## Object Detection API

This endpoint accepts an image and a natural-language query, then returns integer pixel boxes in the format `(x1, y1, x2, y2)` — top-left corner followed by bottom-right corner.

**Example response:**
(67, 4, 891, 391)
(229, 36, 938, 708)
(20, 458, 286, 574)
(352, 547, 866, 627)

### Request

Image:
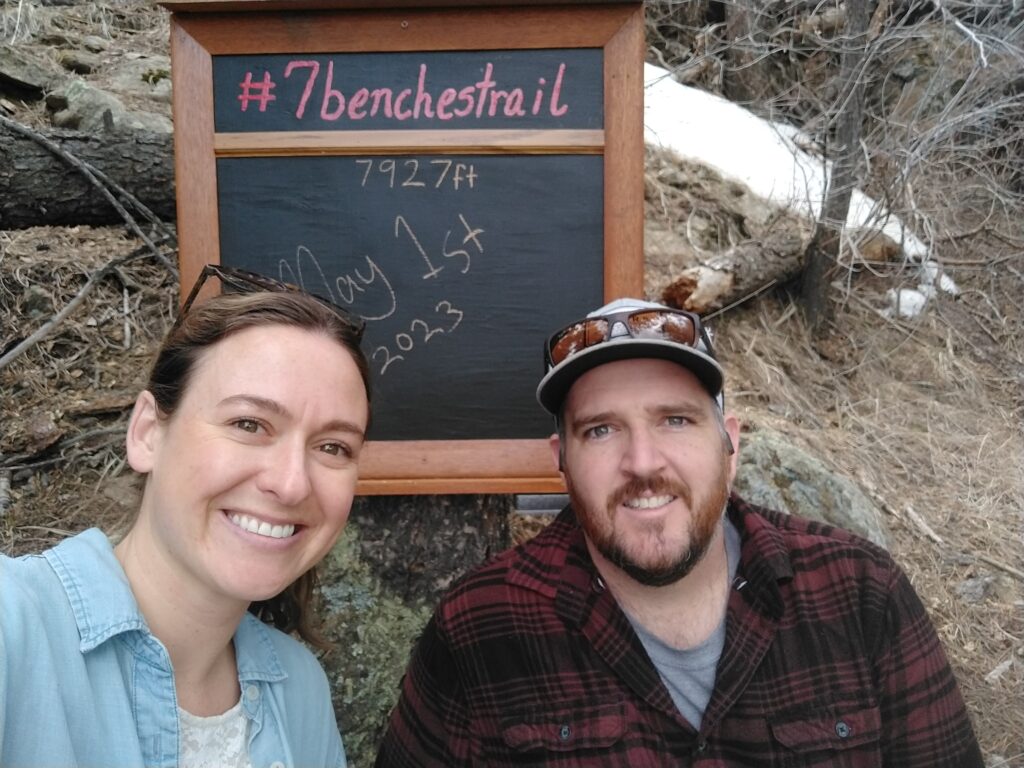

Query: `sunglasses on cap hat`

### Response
(536, 301, 725, 415)
(544, 307, 714, 370)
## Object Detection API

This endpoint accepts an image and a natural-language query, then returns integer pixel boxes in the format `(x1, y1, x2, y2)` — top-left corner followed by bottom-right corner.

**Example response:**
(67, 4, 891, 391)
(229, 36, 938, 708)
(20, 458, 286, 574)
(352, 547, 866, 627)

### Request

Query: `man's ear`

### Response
(548, 432, 564, 473)
(126, 391, 162, 474)
(724, 412, 741, 482)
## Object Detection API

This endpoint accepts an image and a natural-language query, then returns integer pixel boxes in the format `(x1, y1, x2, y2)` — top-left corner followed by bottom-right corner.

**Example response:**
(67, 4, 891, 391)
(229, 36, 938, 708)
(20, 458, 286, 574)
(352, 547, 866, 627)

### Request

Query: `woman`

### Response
(0, 267, 370, 768)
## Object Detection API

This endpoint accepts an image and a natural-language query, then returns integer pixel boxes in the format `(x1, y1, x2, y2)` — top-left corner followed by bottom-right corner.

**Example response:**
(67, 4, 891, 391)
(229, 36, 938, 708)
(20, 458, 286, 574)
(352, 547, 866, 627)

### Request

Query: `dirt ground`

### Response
(1, 1, 1022, 764)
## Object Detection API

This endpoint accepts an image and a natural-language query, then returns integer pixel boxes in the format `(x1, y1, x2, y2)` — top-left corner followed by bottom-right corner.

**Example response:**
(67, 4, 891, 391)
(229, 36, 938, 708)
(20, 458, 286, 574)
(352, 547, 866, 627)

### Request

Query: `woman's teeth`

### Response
(229, 513, 295, 539)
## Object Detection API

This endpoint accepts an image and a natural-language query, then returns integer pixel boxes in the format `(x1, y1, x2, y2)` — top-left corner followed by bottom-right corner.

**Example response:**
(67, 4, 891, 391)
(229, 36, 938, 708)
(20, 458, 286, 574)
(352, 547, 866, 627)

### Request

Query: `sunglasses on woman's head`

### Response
(175, 264, 365, 341)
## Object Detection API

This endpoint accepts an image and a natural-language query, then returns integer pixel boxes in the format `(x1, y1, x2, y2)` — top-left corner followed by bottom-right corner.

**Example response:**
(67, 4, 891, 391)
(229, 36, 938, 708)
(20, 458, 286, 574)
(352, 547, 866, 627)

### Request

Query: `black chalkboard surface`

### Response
(216, 153, 604, 440)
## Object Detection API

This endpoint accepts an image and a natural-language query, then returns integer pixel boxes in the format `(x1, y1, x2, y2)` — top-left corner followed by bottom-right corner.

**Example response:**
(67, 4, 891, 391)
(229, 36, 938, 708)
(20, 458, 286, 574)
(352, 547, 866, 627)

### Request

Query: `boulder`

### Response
(0, 43, 65, 97)
(734, 430, 889, 547)
(316, 494, 512, 766)
(317, 523, 432, 768)
(47, 79, 172, 134)
(107, 54, 173, 105)
(58, 49, 102, 75)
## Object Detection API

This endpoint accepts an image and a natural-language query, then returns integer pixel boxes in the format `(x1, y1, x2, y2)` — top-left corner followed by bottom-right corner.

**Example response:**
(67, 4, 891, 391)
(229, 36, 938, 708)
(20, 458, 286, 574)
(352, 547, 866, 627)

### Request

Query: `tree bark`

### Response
(0, 126, 175, 229)
(723, 0, 775, 105)
(801, 0, 872, 334)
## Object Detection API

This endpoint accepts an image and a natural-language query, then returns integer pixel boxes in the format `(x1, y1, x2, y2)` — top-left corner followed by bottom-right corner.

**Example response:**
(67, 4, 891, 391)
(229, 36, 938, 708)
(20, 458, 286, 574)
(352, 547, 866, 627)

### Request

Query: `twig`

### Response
(975, 554, 1024, 583)
(0, 470, 10, 517)
(930, 255, 1016, 267)
(903, 504, 944, 545)
(0, 114, 177, 275)
(703, 280, 779, 321)
(0, 426, 125, 472)
(935, 0, 989, 68)
(0, 239, 172, 373)
(17, 525, 76, 538)
(122, 286, 131, 350)
(9, 0, 25, 43)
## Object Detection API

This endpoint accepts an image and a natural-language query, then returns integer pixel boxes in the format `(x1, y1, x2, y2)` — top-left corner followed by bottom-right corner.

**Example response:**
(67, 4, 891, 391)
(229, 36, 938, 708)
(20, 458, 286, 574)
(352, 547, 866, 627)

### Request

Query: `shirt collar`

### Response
(726, 494, 792, 618)
(234, 613, 288, 684)
(506, 506, 593, 598)
(43, 528, 287, 682)
(43, 528, 148, 652)
(504, 506, 605, 627)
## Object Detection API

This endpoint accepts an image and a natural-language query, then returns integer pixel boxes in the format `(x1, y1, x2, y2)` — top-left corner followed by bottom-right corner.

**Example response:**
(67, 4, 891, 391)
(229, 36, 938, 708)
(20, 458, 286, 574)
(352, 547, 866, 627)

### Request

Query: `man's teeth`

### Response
(625, 495, 673, 510)
(229, 513, 295, 539)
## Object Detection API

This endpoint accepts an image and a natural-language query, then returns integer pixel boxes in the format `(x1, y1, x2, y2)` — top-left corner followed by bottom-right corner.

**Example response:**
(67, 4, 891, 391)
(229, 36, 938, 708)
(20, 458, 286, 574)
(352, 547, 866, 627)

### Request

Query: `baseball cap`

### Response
(536, 298, 724, 415)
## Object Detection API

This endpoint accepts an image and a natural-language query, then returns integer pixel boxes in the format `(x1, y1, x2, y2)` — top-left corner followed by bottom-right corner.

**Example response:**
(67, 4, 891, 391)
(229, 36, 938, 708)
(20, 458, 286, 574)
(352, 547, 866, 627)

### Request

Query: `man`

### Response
(377, 298, 983, 766)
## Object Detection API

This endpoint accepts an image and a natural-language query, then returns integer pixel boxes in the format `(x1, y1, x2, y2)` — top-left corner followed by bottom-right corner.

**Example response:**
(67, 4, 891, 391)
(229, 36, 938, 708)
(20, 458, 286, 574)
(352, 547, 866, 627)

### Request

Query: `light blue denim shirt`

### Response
(0, 528, 346, 768)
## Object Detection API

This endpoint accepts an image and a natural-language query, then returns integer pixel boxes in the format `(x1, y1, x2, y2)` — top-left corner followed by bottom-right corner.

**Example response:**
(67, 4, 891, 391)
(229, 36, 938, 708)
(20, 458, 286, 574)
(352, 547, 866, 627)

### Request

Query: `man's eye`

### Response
(584, 424, 612, 439)
(665, 415, 690, 427)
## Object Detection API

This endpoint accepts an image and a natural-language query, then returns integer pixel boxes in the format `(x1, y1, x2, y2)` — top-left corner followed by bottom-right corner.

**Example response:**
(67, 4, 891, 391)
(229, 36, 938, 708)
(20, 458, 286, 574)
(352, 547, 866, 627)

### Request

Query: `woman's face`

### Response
(126, 323, 369, 607)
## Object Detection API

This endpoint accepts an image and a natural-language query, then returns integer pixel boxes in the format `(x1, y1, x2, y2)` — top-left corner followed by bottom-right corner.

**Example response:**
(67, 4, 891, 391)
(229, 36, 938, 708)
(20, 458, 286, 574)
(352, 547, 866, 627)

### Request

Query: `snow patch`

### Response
(643, 63, 957, 318)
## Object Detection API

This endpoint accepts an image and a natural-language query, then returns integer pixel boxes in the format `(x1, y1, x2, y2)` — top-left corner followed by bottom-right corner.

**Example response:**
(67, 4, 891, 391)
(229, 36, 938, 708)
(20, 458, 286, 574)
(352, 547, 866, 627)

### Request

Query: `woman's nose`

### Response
(256, 441, 312, 505)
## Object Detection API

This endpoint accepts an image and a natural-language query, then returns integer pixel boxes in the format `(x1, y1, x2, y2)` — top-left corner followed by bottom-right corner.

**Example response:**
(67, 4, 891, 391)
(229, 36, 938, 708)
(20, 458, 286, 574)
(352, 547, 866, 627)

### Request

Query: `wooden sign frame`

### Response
(162, 0, 644, 494)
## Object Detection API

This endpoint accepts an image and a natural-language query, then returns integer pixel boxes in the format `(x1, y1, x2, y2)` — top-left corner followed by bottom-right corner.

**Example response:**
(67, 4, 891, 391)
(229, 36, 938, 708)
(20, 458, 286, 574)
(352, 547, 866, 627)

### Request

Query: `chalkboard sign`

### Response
(163, 0, 644, 493)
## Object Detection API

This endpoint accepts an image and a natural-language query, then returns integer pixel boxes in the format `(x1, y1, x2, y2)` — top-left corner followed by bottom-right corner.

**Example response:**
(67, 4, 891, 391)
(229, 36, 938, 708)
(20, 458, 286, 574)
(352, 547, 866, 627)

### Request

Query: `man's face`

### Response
(552, 358, 739, 587)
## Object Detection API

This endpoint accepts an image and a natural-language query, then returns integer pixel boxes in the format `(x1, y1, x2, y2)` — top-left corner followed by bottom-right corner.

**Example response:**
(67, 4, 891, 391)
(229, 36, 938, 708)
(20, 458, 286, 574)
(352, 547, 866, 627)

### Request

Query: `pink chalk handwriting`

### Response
(237, 60, 570, 123)
(237, 71, 276, 112)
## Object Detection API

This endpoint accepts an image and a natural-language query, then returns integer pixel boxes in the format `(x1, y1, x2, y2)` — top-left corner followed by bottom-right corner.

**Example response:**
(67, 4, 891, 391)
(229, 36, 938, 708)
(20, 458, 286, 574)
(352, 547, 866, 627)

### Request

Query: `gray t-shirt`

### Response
(627, 519, 741, 729)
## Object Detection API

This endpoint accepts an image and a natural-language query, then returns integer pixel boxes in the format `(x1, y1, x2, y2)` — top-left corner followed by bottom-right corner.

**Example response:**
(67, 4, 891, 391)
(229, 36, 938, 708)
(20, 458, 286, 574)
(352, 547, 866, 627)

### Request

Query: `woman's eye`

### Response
(319, 442, 352, 458)
(233, 418, 260, 433)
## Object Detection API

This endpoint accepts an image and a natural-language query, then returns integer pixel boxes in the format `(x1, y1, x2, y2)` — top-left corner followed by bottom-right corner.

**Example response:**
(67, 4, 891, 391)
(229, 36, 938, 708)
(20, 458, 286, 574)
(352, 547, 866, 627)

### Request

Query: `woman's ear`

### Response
(125, 391, 162, 474)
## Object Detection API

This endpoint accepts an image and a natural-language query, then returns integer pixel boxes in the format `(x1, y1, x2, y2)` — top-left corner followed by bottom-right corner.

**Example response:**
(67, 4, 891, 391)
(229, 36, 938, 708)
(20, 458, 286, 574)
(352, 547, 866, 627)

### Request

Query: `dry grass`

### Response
(0, 226, 174, 553)
(0, 0, 170, 128)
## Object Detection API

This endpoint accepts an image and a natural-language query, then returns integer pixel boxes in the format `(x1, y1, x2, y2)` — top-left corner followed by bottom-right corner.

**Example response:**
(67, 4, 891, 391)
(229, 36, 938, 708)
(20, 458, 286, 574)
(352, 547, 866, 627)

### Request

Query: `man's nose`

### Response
(620, 428, 667, 477)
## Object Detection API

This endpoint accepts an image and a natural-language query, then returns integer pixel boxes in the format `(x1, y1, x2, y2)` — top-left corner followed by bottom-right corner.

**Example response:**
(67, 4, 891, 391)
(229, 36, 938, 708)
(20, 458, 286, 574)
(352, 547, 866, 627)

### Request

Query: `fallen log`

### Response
(656, 229, 807, 314)
(0, 124, 175, 229)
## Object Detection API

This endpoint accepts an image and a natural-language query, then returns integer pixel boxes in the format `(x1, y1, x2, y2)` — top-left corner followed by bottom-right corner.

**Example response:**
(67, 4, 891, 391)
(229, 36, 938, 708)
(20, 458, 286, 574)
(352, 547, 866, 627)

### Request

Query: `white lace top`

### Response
(179, 698, 253, 768)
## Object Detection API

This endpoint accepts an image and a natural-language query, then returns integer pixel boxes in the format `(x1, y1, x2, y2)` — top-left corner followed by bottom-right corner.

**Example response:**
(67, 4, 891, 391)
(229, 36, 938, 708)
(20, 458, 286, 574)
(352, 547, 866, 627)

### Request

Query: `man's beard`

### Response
(567, 460, 731, 587)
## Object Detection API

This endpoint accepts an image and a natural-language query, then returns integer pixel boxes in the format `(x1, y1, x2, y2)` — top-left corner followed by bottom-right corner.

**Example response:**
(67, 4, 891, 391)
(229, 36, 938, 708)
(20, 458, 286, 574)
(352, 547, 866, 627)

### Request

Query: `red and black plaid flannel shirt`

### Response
(376, 495, 983, 767)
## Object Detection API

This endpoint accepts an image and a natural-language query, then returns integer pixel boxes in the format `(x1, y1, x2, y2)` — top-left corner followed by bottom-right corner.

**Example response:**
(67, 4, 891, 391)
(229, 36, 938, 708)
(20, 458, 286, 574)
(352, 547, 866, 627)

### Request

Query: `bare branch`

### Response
(936, 0, 990, 67)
